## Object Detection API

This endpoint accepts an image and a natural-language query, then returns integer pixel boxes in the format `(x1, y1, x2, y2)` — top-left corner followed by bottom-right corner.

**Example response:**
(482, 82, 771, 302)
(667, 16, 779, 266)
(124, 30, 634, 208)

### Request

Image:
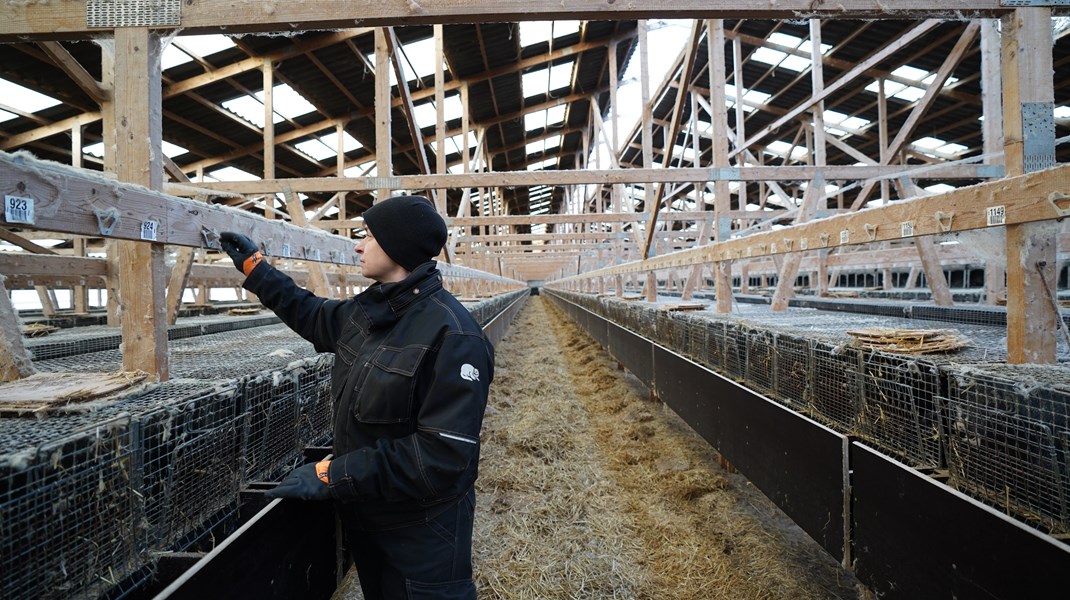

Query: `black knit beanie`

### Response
(362, 195, 447, 271)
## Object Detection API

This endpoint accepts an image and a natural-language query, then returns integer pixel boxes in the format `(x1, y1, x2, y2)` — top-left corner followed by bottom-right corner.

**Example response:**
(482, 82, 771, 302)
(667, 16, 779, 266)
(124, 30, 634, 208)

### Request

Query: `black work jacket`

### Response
(244, 261, 494, 530)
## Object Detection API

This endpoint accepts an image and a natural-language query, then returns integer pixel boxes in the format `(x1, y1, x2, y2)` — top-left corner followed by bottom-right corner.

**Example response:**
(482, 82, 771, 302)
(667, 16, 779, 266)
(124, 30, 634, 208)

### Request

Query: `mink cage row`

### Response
(0, 354, 335, 600)
(559, 290, 1070, 536)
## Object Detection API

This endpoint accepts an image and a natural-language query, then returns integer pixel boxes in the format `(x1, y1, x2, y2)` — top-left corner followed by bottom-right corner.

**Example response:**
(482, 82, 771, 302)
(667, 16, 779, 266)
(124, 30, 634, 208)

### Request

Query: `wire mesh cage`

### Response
(298, 354, 336, 451)
(773, 333, 811, 410)
(656, 310, 689, 355)
(856, 353, 943, 469)
(0, 417, 138, 600)
(808, 342, 862, 432)
(745, 328, 777, 395)
(241, 366, 302, 483)
(723, 322, 748, 381)
(944, 366, 1070, 534)
(138, 386, 243, 550)
(684, 315, 709, 365)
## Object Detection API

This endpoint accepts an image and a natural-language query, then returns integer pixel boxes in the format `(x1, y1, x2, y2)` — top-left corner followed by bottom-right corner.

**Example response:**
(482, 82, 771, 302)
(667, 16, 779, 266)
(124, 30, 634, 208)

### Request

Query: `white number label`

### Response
(986, 205, 1005, 227)
(800, 238, 808, 251)
(840, 229, 850, 244)
(901, 221, 914, 237)
(311, 249, 321, 261)
(4, 195, 34, 224)
(281, 243, 292, 258)
(140, 220, 159, 241)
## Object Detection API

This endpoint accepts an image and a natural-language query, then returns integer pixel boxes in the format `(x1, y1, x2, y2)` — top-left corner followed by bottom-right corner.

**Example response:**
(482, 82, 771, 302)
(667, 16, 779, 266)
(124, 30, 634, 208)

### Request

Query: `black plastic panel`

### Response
(851, 442, 1070, 600)
(154, 493, 338, 600)
(652, 345, 848, 561)
(607, 321, 654, 388)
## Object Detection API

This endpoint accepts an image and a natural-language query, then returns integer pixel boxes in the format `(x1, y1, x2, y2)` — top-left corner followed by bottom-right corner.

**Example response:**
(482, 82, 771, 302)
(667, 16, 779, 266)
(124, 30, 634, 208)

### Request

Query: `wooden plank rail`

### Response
(0, 151, 523, 285)
(0, 1, 1020, 42)
(552, 165, 1070, 281)
(184, 164, 1000, 196)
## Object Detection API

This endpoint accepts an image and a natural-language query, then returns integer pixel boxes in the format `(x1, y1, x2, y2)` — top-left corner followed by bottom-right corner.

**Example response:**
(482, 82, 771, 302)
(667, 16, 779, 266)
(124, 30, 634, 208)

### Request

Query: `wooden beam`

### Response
(0, 2, 1018, 42)
(557, 165, 1070, 279)
(189, 162, 996, 196)
(38, 41, 109, 103)
(0, 228, 58, 254)
(374, 28, 392, 202)
(0, 150, 360, 264)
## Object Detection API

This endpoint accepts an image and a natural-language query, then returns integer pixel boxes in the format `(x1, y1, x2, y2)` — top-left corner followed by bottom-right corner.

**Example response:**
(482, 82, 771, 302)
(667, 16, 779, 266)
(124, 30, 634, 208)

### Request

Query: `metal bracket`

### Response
(1000, 0, 1069, 6)
(707, 167, 741, 181)
(1022, 102, 1056, 173)
(200, 226, 220, 249)
(94, 207, 120, 236)
(366, 177, 401, 190)
(87, 0, 181, 28)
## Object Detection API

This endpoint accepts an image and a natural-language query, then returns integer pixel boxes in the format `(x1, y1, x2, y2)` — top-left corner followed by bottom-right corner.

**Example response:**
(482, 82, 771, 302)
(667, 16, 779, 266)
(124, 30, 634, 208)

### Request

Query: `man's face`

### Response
(355, 228, 409, 283)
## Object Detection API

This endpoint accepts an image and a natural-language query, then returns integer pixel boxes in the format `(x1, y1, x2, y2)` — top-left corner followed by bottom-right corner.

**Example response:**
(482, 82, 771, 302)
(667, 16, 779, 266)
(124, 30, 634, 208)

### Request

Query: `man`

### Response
(220, 195, 493, 600)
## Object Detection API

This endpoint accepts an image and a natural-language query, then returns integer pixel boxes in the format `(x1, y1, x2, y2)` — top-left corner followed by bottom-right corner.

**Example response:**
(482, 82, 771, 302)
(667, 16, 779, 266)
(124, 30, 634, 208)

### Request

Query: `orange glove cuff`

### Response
(315, 459, 331, 484)
(242, 251, 263, 277)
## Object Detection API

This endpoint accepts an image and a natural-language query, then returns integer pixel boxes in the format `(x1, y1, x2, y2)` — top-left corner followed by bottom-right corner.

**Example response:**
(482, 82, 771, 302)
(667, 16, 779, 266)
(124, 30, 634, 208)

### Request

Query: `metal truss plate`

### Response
(1022, 102, 1056, 173)
(1001, 0, 1069, 6)
(87, 0, 180, 29)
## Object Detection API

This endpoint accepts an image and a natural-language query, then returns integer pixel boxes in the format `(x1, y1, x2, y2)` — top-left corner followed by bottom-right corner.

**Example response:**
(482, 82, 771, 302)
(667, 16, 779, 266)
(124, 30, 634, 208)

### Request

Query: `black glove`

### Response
(265, 461, 332, 501)
(219, 231, 264, 276)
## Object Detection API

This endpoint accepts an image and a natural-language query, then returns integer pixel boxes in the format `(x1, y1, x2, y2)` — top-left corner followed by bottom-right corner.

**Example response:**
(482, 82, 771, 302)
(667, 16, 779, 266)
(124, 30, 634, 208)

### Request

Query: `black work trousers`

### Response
(346, 488, 476, 600)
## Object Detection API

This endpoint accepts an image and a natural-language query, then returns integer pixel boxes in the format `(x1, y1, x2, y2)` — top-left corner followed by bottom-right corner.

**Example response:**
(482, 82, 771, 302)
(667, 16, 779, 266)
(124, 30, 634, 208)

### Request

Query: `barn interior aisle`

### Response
(468, 296, 861, 599)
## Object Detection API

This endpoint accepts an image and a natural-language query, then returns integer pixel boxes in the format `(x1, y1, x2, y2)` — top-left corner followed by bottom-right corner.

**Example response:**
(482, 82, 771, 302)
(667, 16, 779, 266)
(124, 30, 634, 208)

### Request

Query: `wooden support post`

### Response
(263, 57, 276, 186)
(72, 238, 89, 314)
(434, 24, 447, 215)
(0, 275, 35, 381)
(114, 27, 168, 380)
(285, 190, 333, 298)
(645, 271, 657, 303)
(374, 28, 392, 202)
(1003, 8, 1057, 364)
(981, 18, 1007, 306)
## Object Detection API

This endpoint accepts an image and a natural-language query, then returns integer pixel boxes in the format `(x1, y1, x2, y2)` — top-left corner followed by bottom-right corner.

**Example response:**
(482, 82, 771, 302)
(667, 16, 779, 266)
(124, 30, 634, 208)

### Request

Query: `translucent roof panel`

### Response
(174, 34, 235, 57)
(412, 94, 464, 129)
(257, 84, 317, 120)
(526, 157, 557, 171)
(524, 104, 566, 131)
(0, 108, 16, 123)
(400, 36, 442, 81)
(520, 21, 581, 48)
(208, 166, 260, 181)
(0, 78, 61, 113)
(83, 140, 187, 159)
(161, 44, 193, 70)
(295, 139, 337, 161)
(319, 131, 362, 153)
(522, 62, 574, 99)
(525, 134, 562, 156)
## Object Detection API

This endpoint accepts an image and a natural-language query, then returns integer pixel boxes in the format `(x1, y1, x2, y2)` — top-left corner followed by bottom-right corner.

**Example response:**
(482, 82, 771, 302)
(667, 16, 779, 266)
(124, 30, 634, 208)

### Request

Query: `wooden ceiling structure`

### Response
(0, 1, 1068, 381)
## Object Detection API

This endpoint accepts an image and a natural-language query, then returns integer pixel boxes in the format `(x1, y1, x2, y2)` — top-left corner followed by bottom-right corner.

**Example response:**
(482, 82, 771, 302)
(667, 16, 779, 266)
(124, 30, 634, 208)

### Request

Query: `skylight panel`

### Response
(925, 183, 956, 194)
(83, 140, 187, 158)
(175, 34, 235, 57)
(526, 134, 562, 156)
(524, 105, 566, 131)
(0, 108, 17, 123)
(1054, 105, 1070, 119)
(295, 139, 337, 161)
(522, 62, 574, 98)
(319, 131, 362, 153)
(750, 47, 789, 67)
(400, 37, 441, 81)
(767, 32, 803, 48)
(891, 85, 927, 102)
(161, 44, 193, 70)
(209, 166, 259, 181)
(412, 94, 464, 129)
(258, 84, 317, 120)
(864, 79, 907, 97)
(765, 140, 807, 160)
(0, 78, 61, 113)
(520, 21, 581, 48)
(527, 157, 557, 171)
(890, 65, 929, 82)
(223, 95, 276, 128)
(912, 137, 945, 150)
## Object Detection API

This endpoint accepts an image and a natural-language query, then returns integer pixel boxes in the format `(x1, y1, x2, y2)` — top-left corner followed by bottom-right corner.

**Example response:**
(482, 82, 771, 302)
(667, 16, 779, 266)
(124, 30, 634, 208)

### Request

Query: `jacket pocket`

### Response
(354, 345, 428, 423)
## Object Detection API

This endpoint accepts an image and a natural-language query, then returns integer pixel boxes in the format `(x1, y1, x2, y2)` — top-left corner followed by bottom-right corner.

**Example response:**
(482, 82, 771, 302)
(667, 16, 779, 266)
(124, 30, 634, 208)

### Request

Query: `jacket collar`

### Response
(353, 261, 442, 330)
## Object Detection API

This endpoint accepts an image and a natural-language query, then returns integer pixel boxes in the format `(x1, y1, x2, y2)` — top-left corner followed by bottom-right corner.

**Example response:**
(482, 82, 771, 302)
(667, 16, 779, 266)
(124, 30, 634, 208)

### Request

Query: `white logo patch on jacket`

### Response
(460, 363, 480, 381)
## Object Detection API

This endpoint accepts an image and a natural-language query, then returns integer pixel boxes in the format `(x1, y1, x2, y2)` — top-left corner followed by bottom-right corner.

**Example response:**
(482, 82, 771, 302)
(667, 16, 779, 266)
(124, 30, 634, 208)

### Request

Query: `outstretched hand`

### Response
(220, 231, 264, 276)
(265, 461, 333, 501)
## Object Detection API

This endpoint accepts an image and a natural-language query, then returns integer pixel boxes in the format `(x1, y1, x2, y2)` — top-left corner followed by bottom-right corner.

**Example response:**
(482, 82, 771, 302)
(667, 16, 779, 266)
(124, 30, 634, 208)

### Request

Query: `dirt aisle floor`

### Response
(336, 296, 863, 599)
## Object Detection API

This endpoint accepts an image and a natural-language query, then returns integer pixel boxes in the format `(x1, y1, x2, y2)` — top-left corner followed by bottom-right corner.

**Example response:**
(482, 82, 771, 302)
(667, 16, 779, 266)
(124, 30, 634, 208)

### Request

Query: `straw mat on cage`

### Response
(847, 327, 969, 354)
